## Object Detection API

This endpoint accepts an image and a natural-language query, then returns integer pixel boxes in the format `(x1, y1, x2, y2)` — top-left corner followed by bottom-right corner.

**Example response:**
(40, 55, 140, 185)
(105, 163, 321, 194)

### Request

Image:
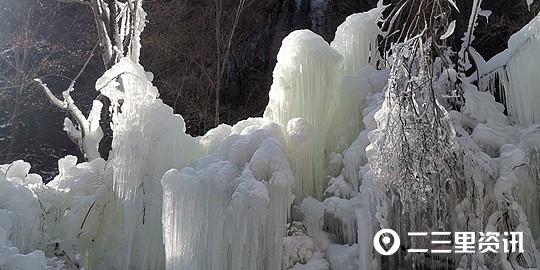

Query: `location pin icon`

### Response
(374, 229, 400, 255)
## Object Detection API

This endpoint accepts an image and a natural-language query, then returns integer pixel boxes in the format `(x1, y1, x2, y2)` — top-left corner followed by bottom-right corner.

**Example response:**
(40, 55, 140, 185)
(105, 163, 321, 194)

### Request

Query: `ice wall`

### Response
(501, 30, 540, 127)
(0, 58, 205, 270)
(5, 3, 540, 270)
(331, 8, 384, 76)
(0, 7, 390, 269)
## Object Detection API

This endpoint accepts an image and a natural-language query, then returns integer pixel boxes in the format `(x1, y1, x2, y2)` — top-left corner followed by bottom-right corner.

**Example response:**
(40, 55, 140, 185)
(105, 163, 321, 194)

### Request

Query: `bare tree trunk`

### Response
(213, 0, 253, 126)
(4, 6, 31, 162)
(6, 98, 21, 163)
(213, 0, 223, 126)
(37, 0, 146, 160)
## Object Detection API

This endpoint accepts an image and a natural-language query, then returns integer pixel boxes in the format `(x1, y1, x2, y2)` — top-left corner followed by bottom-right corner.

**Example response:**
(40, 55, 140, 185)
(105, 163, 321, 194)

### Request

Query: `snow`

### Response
(472, 13, 540, 256)
(326, 244, 359, 270)
(2, 250, 47, 270)
(290, 252, 329, 270)
(284, 234, 316, 267)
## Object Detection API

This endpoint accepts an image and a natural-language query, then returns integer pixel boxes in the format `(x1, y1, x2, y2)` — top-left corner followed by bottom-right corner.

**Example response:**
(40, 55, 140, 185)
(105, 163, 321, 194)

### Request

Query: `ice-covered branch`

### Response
(90, 0, 114, 67)
(34, 79, 102, 161)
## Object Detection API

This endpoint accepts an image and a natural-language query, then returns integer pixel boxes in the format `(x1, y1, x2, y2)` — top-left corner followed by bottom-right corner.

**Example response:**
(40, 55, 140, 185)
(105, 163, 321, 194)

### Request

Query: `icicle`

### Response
(475, 12, 540, 126)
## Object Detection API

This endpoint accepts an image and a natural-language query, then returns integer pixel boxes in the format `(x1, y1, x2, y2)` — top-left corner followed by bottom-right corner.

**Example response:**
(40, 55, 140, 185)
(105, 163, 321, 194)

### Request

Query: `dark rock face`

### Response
(142, 0, 379, 135)
(142, 0, 540, 136)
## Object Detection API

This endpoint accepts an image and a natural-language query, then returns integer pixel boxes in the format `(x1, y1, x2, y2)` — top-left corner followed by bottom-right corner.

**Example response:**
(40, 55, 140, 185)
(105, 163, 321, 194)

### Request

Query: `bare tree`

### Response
(34, 0, 146, 160)
(141, 0, 260, 134)
(0, 0, 89, 162)
(212, 0, 254, 125)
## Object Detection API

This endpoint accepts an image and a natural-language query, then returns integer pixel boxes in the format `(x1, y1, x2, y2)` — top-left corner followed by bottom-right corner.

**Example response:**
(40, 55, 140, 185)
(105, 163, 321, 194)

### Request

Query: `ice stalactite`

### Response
(503, 40, 540, 126)
(502, 11, 540, 125)
(502, 13, 540, 247)
(325, 66, 389, 192)
(477, 66, 509, 114)
(326, 7, 386, 171)
(161, 119, 294, 270)
(327, 3, 385, 150)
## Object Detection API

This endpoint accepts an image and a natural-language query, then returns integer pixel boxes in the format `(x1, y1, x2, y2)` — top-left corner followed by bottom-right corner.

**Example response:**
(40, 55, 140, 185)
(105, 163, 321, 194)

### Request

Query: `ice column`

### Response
(264, 30, 343, 200)
(331, 10, 384, 77)
(95, 58, 202, 269)
(264, 6, 386, 200)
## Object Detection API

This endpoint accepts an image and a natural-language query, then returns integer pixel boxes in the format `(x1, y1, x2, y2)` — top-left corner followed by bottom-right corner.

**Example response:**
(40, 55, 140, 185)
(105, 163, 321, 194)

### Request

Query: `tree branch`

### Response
(33, 79, 66, 109)
(33, 78, 101, 161)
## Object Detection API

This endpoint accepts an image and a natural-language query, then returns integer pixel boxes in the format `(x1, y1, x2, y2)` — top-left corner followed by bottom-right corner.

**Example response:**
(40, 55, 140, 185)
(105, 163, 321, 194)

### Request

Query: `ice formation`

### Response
(2, 3, 540, 270)
(330, 6, 383, 76)
(264, 5, 384, 201)
(162, 119, 294, 270)
(263, 30, 344, 201)
(477, 12, 540, 126)
(475, 10, 540, 244)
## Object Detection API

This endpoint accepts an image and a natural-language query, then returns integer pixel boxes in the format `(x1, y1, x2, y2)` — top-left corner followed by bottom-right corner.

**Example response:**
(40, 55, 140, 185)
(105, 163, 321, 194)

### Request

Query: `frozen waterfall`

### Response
(1, 4, 540, 270)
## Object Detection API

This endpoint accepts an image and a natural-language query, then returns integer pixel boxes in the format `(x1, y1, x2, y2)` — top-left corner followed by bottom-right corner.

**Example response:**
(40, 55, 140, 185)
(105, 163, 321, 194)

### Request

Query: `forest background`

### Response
(0, 0, 538, 181)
